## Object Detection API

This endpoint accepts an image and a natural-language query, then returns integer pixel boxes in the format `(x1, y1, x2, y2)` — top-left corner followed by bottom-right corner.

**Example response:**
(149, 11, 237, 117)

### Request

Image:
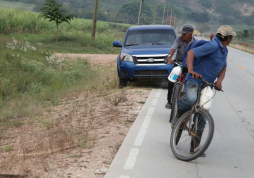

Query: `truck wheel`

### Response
(119, 77, 128, 88)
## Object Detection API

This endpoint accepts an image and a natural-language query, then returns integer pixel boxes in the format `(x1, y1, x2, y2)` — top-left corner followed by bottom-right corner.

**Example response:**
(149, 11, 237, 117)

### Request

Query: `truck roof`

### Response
(128, 25, 175, 31)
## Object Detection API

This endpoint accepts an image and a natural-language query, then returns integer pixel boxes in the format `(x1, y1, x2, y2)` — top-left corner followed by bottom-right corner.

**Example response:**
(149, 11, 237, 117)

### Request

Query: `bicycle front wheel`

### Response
(170, 108, 214, 161)
(169, 83, 181, 123)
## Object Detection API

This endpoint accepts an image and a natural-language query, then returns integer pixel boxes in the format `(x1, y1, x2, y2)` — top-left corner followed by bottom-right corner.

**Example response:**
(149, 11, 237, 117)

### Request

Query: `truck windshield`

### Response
(125, 29, 176, 46)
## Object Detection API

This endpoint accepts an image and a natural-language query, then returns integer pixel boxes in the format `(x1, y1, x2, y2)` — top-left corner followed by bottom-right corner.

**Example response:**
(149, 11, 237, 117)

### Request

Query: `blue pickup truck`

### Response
(113, 25, 177, 88)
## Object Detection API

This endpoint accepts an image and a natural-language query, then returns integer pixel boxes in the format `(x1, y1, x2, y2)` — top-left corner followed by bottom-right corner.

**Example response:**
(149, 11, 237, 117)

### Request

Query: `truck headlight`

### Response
(120, 53, 133, 62)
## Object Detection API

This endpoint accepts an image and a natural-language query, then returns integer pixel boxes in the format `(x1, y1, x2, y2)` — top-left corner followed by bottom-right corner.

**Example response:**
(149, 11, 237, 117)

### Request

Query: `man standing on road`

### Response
(165, 25, 199, 109)
(210, 33, 214, 40)
(171, 25, 236, 156)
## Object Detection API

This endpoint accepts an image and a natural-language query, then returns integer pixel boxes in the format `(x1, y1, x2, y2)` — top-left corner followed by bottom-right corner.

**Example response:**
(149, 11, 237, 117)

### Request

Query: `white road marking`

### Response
(147, 107, 155, 116)
(152, 98, 158, 106)
(155, 91, 161, 98)
(124, 148, 140, 170)
(121, 89, 161, 175)
(134, 116, 152, 146)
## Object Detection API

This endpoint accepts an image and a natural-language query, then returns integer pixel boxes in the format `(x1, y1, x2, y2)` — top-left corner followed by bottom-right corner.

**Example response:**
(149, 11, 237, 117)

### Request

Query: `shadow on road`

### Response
(127, 80, 168, 89)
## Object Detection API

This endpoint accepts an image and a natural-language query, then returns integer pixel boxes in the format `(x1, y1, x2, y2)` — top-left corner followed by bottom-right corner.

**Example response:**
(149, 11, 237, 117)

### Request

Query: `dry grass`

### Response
(0, 56, 151, 177)
(230, 43, 254, 55)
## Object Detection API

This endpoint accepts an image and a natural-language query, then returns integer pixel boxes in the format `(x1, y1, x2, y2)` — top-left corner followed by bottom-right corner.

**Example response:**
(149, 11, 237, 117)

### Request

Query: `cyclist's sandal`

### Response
(190, 151, 206, 157)
(190, 145, 206, 157)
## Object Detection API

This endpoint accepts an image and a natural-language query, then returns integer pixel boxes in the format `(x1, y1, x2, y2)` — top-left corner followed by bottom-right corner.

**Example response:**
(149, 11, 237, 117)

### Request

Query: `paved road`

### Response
(104, 47, 254, 178)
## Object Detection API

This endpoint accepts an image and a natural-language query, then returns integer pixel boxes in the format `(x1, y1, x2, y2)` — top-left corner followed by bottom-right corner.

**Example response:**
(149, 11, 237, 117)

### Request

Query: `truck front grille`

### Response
(133, 54, 168, 65)
(135, 70, 168, 76)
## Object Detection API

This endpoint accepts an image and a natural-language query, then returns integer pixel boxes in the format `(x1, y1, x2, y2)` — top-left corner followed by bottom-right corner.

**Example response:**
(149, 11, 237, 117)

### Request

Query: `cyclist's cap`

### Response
(179, 25, 194, 34)
(217, 25, 236, 38)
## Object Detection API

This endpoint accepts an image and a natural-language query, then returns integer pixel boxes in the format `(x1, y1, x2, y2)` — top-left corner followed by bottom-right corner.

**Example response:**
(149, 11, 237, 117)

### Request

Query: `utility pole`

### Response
(167, 6, 169, 19)
(153, 0, 158, 24)
(138, 0, 143, 25)
(91, 0, 99, 40)
(162, 3, 166, 25)
(174, 13, 176, 27)
(170, 8, 172, 26)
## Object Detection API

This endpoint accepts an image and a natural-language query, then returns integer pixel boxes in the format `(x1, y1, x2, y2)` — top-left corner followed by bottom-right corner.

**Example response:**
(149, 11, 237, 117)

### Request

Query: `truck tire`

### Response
(119, 77, 128, 88)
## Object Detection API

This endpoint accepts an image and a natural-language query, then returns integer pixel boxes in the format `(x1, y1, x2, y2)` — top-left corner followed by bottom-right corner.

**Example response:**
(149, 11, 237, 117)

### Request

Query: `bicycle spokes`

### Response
(170, 109, 214, 161)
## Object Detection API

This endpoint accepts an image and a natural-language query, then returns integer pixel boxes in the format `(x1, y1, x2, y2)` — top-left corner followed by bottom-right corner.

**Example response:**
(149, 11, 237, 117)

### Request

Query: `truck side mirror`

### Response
(113, 41, 122, 47)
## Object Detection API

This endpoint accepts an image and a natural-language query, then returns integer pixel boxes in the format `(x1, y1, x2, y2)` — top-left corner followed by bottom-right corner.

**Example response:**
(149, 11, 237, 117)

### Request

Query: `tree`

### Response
(236, 29, 250, 41)
(38, 0, 77, 42)
(116, 2, 152, 25)
(248, 29, 254, 39)
(236, 31, 243, 40)
(242, 29, 250, 40)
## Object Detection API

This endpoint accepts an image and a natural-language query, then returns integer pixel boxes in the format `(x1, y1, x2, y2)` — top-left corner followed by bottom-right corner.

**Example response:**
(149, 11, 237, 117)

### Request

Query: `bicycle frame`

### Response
(188, 79, 223, 133)
(170, 67, 186, 104)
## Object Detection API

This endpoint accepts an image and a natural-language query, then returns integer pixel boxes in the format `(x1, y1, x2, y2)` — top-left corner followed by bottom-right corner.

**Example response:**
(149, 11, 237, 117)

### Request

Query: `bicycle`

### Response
(170, 77, 223, 161)
(169, 62, 187, 123)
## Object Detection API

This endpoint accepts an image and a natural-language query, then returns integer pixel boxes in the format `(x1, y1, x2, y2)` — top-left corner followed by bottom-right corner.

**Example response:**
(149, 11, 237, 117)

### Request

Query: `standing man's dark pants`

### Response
(167, 81, 175, 103)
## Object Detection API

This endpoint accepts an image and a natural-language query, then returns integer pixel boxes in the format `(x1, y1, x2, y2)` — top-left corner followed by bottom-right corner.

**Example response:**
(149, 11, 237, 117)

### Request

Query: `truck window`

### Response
(125, 29, 176, 46)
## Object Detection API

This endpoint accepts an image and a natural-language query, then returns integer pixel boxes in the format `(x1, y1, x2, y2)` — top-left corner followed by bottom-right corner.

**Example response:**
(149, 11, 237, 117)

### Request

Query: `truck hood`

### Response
(121, 45, 172, 55)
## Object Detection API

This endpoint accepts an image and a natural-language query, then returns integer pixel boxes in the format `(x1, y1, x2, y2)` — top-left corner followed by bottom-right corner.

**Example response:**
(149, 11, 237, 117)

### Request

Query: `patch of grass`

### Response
(1, 145, 14, 152)
(11, 119, 24, 127)
(0, 36, 99, 122)
(0, 7, 115, 34)
(8, 31, 124, 54)
(35, 117, 54, 130)
(0, 7, 129, 54)
(138, 101, 145, 104)
(107, 91, 128, 106)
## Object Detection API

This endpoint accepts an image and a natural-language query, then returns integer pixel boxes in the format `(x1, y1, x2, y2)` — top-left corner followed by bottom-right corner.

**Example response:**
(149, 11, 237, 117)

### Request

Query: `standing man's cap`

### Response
(217, 25, 236, 37)
(178, 25, 194, 34)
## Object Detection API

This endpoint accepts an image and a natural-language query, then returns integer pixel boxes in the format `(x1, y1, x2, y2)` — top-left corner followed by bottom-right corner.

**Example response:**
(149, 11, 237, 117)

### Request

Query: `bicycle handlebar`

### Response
(199, 77, 223, 92)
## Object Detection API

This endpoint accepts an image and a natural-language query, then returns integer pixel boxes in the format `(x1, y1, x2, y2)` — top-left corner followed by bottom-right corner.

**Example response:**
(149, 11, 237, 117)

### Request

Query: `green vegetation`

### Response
(0, 7, 130, 53)
(1, 145, 14, 152)
(237, 29, 250, 41)
(0, 7, 131, 124)
(116, 2, 152, 25)
(0, 7, 115, 34)
(38, 0, 77, 42)
(0, 36, 96, 122)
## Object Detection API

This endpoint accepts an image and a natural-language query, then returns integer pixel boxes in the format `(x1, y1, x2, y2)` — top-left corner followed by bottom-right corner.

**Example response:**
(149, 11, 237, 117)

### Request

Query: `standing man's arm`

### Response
(167, 48, 175, 64)
(167, 37, 181, 65)
(215, 66, 226, 90)
(186, 49, 202, 79)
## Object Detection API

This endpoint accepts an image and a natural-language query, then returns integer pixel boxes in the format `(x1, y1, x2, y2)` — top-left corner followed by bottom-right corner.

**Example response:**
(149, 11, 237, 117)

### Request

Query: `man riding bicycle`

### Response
(165, 25, 199, 109)
(171, 25, 236, 157)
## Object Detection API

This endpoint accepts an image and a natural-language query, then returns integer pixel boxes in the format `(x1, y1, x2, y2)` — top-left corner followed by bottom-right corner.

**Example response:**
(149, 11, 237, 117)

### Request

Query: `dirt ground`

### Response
(0, 54, 151, 178)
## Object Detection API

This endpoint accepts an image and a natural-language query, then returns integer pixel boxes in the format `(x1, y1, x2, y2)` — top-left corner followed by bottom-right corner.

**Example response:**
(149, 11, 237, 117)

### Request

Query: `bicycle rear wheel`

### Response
(170, 108, 214, 161)
(169, 83, 181, 123)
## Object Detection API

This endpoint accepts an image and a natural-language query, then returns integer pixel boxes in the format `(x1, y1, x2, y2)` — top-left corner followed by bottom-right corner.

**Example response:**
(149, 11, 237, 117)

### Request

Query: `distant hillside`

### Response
(2, 0, 254, 26)
(0, 0, 35, 11)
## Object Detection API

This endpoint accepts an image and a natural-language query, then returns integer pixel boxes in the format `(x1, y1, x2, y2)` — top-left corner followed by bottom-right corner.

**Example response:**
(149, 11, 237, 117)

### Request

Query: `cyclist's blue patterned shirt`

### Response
(185, 36, 227, 85)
